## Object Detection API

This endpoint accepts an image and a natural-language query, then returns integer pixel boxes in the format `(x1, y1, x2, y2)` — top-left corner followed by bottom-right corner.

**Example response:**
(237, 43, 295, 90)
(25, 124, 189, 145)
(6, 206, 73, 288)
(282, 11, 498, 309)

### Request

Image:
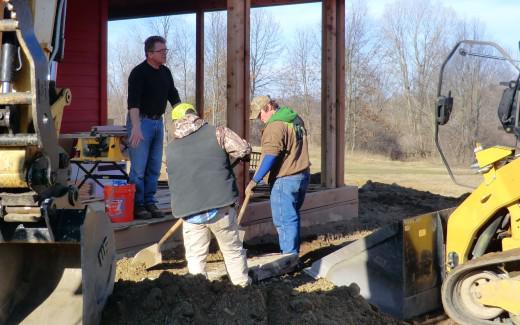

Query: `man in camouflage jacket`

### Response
(166, 103, 251, 287)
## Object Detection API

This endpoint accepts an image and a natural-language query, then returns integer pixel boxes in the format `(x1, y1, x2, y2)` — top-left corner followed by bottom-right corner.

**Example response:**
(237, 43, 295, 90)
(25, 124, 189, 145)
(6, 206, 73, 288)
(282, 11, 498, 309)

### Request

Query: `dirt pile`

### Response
(102, 260, 401, 325)
(358, 181, 464, 226)
(102, 181, 464, 324)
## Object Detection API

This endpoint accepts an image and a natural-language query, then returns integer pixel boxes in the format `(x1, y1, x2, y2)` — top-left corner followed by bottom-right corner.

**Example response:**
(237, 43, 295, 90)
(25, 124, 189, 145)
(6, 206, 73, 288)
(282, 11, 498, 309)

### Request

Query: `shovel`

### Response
(131, 218, 183, 269)
(237, 191, 252, 241)
(131, 182, 251, 269)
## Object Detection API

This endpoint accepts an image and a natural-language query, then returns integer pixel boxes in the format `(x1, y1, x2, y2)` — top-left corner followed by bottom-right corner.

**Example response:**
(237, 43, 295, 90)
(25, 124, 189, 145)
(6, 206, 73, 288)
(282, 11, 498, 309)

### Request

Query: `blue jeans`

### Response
(127, 116, 164, 206)
(270, 170, 310, 254)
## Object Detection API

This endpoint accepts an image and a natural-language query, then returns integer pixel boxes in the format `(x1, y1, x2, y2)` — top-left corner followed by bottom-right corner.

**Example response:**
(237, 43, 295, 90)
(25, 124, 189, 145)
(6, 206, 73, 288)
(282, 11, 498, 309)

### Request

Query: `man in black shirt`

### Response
(127, 35, 181, 219)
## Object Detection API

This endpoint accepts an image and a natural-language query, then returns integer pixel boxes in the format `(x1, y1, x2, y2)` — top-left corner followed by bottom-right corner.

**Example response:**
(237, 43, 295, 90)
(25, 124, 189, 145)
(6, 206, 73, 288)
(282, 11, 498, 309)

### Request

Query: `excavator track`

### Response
(442, 248, 520, 325)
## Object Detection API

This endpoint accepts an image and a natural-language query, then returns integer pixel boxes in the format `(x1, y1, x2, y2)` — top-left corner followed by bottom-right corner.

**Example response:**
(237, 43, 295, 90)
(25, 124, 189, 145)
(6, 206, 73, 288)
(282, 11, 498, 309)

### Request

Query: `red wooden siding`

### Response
(57, 0, 108, 133)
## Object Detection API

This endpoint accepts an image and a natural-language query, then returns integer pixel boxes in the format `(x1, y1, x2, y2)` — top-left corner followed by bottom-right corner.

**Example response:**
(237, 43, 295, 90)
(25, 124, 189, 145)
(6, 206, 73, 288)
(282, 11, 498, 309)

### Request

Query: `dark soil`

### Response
(102, 181, 466, 325)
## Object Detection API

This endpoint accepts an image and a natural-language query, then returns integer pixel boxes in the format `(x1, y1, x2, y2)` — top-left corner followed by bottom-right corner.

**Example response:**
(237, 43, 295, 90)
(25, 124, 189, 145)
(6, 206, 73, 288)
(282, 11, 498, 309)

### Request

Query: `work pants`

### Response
(182, 207, 249, 286)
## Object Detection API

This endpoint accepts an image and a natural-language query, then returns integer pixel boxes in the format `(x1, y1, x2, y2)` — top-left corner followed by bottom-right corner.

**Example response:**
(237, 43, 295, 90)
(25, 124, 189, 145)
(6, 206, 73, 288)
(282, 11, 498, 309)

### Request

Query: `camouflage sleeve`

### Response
(216, 126, 252, 159)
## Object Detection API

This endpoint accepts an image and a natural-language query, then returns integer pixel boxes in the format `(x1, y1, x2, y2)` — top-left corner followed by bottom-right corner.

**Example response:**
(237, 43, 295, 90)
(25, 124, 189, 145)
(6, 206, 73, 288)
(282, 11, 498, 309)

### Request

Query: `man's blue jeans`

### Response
(270, 170, 310, 254)
(127, 116, 164, 206)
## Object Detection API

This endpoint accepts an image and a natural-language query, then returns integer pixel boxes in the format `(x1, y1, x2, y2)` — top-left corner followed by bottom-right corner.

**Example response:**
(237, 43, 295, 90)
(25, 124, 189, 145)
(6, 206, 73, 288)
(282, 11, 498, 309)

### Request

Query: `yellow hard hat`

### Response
(171, 103, 196, 120)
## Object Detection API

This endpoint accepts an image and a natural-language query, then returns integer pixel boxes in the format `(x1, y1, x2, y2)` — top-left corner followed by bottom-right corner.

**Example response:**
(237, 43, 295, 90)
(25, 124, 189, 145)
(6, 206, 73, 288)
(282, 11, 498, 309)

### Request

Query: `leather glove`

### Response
(245, 180, 257, 197)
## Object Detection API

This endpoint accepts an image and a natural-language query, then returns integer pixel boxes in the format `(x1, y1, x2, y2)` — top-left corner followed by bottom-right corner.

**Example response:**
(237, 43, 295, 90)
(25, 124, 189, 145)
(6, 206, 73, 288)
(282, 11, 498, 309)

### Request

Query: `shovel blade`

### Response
(238, 227, 246, 242)
(131, 244, 162, 269)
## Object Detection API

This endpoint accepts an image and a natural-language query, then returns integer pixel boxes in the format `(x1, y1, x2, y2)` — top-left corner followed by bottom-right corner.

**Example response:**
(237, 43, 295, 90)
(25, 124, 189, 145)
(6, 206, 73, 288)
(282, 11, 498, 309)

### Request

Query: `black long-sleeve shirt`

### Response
(127, 60, 181, 116)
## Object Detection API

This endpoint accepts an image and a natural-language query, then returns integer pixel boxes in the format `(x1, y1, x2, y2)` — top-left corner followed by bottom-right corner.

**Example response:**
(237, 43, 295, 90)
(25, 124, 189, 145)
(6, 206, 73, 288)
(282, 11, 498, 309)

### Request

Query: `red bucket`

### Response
(103, 184, 135, 223)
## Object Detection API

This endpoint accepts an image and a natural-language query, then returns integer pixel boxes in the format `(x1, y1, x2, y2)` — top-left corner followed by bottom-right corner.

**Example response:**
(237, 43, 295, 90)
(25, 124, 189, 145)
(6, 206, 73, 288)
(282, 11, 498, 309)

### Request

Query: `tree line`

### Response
(107, 0, 519, 164)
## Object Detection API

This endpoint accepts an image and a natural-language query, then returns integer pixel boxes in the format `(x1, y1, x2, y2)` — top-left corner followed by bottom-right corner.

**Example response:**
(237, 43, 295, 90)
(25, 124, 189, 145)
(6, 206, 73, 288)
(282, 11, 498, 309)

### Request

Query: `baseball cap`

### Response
(171, 103, 196, 120)
(249, 96, 270, 120)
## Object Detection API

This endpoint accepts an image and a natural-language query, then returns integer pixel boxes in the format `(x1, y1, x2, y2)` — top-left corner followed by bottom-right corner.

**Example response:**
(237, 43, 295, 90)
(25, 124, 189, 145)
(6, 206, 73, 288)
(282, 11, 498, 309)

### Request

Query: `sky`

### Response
(365, 0, 519, 50)
(108, 1, 520, 56)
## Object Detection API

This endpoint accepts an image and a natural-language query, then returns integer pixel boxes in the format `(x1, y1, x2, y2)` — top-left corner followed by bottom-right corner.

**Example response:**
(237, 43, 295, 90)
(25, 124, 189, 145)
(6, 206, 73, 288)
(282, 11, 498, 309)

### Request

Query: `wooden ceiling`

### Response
(108, 0, 320, 20)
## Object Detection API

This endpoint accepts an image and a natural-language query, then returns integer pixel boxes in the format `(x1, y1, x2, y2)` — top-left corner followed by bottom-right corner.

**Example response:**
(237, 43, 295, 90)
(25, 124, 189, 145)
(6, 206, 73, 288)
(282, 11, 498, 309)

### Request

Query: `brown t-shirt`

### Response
(260, 118, 310, 184)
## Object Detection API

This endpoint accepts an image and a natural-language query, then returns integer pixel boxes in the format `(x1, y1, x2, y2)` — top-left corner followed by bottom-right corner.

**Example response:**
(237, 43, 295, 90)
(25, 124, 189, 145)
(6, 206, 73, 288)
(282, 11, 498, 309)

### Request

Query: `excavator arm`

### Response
(0, 1, 115, 324)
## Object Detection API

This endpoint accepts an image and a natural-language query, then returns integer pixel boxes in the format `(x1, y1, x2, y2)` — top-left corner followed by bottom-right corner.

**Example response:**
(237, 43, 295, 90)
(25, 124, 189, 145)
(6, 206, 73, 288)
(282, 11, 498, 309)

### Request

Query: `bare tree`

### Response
(204, 11, 227, 126)
(147, 16, 195, 102)
(344, 0, 384, 153)
(171, 23, 195, 102)
(107, 37, 142, 125)
(437, 20, 516, 165)
(279, 27, 321, 143)
(379, 0, 457, 157)
(250, 9, 283, 98)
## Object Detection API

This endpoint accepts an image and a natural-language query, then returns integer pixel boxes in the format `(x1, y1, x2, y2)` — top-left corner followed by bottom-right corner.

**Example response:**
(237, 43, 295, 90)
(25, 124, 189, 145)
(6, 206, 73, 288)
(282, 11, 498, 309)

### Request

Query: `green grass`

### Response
(343, 151, 480, 197)
(307, 146, 480, 197)
(159, 145, 481, 198)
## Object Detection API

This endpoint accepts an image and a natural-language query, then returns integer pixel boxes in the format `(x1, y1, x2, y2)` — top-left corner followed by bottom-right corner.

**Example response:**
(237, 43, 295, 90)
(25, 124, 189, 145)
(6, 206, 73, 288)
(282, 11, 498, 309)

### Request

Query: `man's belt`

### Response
(140, 113, 162, 120)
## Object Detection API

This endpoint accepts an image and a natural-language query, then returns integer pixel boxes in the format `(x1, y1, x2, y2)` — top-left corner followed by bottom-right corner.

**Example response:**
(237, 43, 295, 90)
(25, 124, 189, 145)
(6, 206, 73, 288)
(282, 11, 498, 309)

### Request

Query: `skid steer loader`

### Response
(307, 40, 520, 324)
(0, 1, 115, 324)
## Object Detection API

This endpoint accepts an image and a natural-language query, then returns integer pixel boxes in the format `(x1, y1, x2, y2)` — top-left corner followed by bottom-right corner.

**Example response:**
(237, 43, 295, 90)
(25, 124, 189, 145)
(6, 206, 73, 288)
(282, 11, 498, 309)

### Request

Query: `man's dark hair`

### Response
(269, 98, 279, 110)
(144, 36, 166, 56)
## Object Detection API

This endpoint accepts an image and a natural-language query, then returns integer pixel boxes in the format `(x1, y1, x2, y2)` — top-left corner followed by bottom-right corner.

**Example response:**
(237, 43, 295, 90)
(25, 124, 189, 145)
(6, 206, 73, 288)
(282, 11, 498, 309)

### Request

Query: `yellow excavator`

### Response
(0, 1, 115, 324)
(307, 40, 520, 324)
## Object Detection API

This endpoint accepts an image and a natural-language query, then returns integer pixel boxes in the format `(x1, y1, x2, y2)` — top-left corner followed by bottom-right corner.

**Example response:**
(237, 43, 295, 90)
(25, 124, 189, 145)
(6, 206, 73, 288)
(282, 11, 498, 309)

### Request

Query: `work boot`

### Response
(134, 205, 152, 220)
(280, 252, 300, 272)
(236, 276, 253, 288)
(145, 203, 165, 218)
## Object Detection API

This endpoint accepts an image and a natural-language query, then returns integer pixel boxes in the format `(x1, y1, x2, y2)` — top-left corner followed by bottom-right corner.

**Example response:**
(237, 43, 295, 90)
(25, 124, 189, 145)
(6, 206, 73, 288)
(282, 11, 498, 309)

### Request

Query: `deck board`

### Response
(86, 184, 358, 257)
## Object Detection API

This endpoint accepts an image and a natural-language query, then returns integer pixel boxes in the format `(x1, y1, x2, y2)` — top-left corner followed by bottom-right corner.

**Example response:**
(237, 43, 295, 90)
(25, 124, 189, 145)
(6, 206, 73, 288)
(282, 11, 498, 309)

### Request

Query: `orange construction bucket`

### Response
(103, 184, 135, 223)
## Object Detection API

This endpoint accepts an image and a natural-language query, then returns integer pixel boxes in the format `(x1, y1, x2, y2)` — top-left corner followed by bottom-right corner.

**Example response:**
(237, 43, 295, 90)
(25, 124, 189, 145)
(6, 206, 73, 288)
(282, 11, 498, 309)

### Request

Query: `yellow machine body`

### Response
(0, 1, 116, 324)
(75, 135, 128, 162)
(445, 146, 520, 268)
(440, 145, 520, 324)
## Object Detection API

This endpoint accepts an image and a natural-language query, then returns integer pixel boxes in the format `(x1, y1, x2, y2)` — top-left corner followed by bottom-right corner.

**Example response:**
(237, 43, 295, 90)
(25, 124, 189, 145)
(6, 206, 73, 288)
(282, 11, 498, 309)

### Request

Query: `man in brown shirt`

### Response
(246, 96, 310, 256)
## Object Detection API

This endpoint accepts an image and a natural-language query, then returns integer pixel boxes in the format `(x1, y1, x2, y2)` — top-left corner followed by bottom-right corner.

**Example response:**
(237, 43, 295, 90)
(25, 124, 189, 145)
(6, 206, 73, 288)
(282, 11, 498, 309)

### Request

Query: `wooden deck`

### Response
(88, 183, 358, 257)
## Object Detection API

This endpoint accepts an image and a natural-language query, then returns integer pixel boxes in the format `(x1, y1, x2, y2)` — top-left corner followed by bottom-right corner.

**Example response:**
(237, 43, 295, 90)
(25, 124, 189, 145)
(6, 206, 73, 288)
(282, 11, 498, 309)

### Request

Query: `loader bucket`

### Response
(305, 208, 453, 320)
(0, 207, 116, 325)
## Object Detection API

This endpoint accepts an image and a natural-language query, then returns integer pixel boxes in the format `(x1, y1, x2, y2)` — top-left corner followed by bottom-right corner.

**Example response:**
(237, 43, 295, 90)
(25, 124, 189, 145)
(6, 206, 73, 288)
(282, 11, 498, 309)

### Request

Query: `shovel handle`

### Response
(158, 193, 249, 247)
(158, 218, 183, 246)
(237, 192, 251, 225)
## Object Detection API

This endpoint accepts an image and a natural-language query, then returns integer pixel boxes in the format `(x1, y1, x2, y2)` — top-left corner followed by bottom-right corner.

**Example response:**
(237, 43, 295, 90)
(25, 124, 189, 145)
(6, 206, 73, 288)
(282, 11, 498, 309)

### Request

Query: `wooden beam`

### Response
(108, 0, 320, 21)
(100, 0, 108, 125)
(252, 0, 319, 8)
(321, 0, 337, 188)
(335, 0, 345, 186)
(227, 0, 251, 197)
(195, 9, 205, 117)
(109, 0, 225, 20)
(241, 186, 358, 243)
(111, 185, 358, 256)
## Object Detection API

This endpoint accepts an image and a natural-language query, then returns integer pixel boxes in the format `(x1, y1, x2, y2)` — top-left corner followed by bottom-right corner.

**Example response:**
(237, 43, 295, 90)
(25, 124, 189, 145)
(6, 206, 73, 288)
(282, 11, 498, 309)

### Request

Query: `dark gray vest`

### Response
(167, 124, 238, 218)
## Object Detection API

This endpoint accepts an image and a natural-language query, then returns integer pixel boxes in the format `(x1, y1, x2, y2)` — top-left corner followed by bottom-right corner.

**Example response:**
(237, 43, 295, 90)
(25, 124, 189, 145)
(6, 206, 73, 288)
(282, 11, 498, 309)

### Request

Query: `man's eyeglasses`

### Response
(152, 49, 169, 53)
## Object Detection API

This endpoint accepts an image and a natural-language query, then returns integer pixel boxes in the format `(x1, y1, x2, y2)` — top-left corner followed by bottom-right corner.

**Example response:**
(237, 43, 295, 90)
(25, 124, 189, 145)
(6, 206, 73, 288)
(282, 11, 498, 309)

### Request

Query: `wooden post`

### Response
(195, 9, 205, 117)
(321, 0, 337, 188)
(335, 0, 345, 186)
(100, 0, 108, 126)
(227, 0, 250, 196)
